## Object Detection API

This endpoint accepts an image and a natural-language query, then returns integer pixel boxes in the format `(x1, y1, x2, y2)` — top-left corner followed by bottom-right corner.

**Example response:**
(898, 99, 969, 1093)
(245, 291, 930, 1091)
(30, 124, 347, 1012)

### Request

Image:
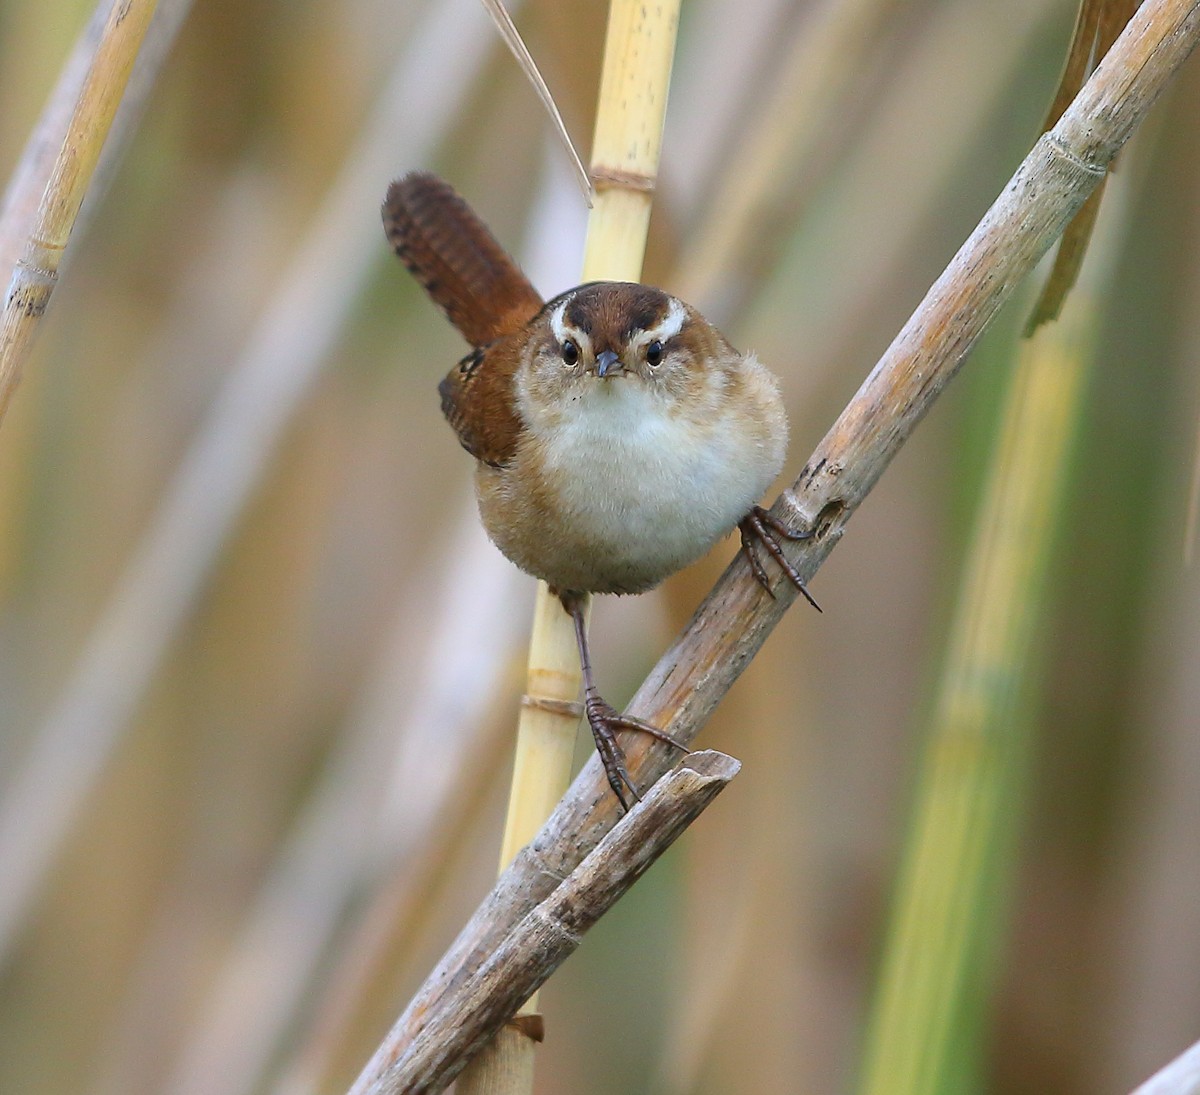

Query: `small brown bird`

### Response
(383, 172, 817, 809)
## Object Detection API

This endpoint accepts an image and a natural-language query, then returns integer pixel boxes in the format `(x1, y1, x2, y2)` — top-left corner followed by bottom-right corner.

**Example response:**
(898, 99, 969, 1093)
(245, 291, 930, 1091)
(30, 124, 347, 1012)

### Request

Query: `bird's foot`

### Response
(738, 505, 821, 611)
(583, 689, 690, 813)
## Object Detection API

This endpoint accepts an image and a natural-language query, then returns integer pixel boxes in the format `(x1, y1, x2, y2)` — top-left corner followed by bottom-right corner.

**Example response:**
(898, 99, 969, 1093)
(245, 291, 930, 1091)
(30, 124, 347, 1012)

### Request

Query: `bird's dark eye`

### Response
(561, 339, 579, 367)
(645, 340, 664, 367)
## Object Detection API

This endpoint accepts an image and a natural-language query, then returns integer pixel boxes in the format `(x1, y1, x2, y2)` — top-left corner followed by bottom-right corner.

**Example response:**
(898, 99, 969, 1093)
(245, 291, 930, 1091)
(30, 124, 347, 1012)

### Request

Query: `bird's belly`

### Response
(547, 456, 754, 590)
(479, 400, 782, 594)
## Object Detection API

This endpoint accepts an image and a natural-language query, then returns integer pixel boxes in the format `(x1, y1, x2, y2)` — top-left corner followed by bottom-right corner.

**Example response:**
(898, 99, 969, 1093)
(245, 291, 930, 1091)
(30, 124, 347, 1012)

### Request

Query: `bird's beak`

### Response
(595, 350, 623, 377)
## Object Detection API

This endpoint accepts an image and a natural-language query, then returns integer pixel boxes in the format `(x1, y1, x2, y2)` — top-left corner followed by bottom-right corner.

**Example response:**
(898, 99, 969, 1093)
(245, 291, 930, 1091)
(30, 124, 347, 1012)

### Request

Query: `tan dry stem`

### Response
(354, 753, 739, 1095)
(0, 0, 159, 420)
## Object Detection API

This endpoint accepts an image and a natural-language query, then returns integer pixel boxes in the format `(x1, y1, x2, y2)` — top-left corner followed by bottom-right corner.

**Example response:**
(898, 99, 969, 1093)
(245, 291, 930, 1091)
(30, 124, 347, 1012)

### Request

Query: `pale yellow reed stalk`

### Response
(0, 0, 158, 421)
(453, 1, 682, 1091)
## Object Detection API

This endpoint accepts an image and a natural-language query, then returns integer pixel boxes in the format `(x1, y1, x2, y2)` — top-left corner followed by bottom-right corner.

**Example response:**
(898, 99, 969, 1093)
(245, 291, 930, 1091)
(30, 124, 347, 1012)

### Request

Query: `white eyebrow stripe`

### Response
(646, 297, 687, 343)
(549, 298, 571, 343)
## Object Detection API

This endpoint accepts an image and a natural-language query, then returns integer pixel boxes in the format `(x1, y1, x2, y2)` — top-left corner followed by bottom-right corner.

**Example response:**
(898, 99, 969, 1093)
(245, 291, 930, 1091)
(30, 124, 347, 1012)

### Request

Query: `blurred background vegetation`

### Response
(1, 0, 1198, 1093)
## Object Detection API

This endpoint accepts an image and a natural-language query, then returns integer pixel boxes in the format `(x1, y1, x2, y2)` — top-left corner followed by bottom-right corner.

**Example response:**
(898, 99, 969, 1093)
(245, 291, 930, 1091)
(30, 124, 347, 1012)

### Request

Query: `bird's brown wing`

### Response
(384, 172, 542, 467)
(436, 344, 524, 467)
(383, 172, 544, 347)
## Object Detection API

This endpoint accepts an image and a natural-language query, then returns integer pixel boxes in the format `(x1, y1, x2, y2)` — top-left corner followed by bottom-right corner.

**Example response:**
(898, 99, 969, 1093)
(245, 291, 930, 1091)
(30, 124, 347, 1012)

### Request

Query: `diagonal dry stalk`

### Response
(0, 0, 159, 421)
(353, 752, 740, 1094)
(479, 0, 591, 203)
(352, 0, 1200, 1078)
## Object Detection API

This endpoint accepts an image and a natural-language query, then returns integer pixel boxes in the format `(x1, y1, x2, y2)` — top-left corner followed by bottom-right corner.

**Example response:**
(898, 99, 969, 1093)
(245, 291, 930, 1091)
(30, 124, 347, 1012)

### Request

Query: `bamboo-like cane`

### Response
(453, 3, 682, 1091)
(0, 0, 159, 422)
(855, 172, 1132, 1095)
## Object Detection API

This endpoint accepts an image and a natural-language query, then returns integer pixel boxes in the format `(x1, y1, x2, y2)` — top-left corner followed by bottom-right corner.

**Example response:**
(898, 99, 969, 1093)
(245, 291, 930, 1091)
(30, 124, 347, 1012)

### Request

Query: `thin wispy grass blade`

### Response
(480, 0, 592, 204)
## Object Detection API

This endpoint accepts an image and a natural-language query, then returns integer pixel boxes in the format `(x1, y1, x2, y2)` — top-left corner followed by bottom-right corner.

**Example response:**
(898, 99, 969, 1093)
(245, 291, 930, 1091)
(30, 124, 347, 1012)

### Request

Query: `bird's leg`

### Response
(559, 590, 690, 812)
(738, 505, 822, 611)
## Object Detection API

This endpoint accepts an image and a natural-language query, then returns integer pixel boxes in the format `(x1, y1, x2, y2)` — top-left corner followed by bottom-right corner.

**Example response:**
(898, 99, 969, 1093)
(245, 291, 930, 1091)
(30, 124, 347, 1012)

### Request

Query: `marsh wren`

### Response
(383, 172, 817, 810)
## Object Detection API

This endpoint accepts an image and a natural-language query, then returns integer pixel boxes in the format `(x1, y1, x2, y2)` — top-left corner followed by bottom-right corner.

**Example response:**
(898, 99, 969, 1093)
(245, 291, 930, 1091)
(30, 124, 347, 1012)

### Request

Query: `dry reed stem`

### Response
(455, 2, 681, 1091)
(0, 0, 496, 965)
(0, 7, 103, 273)
(1024, 0, 1137, 333)
(358, 0, 1200, 1069)
(352, 751, 739, 1095)
(0, 0, 158, 421)
(580, 0, 678, 282)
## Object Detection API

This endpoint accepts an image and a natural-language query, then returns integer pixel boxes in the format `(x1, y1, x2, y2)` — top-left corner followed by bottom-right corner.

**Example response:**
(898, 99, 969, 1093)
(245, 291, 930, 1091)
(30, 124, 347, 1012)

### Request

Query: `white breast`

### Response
(523, 373, 785, 593)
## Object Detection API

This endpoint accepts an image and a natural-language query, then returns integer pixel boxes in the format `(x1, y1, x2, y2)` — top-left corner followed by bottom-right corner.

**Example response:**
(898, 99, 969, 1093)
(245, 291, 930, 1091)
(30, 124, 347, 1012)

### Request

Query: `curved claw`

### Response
(583, 691, 690, 813)
(738, 505, 821, 612)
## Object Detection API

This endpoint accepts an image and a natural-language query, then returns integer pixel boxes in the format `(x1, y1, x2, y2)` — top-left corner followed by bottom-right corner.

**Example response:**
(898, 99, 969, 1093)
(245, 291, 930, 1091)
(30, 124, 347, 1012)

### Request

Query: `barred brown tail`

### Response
(382, 172, 544, 347)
